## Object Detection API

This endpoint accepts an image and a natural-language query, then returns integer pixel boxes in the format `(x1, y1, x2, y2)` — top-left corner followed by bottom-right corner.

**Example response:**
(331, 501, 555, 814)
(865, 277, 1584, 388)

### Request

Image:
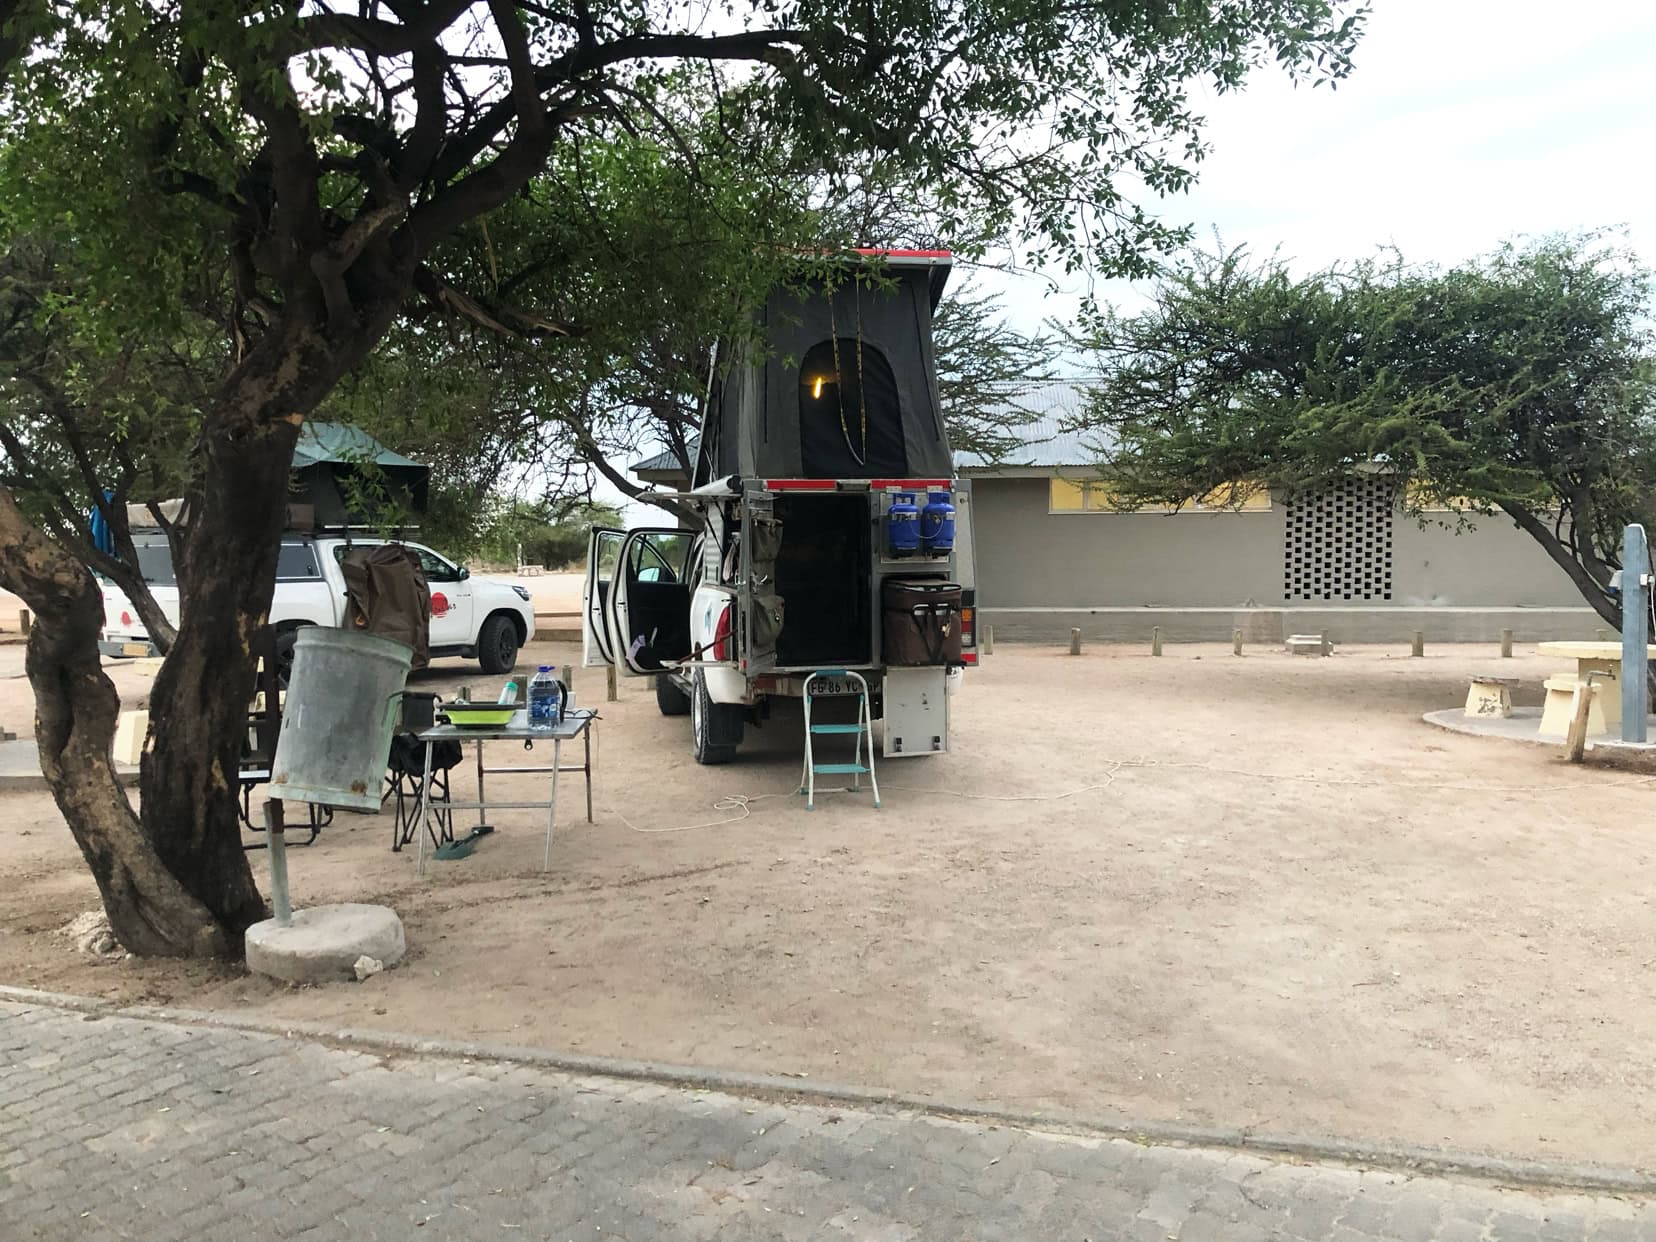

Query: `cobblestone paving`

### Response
(2, 1001, 1652, 1240)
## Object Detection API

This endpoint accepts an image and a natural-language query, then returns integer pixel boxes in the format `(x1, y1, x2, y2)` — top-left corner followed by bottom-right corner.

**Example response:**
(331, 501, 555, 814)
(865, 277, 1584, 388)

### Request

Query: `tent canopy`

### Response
(695, 252, 956, 484)
(293, 422, 424, 471)
(291, 422, 429, 525)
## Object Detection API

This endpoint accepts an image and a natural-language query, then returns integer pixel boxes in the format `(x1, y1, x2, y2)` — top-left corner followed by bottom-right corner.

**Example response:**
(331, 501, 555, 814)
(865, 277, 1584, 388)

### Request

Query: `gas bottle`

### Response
(885, 492, 920, 558)
(920, 490, 956, 554)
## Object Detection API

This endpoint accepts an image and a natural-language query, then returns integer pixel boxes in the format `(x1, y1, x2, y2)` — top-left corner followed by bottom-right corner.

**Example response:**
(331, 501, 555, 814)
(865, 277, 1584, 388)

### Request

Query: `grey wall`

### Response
(971, 475, 1596, 642)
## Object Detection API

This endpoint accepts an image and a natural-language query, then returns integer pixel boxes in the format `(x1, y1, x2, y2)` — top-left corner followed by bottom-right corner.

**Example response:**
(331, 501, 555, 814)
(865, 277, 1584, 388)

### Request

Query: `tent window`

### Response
(798, 337, 907, 478)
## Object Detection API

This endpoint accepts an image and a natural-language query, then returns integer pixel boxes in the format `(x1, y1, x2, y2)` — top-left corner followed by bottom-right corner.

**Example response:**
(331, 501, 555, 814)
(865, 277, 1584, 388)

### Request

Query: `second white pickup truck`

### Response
(99, 529, 537, 680)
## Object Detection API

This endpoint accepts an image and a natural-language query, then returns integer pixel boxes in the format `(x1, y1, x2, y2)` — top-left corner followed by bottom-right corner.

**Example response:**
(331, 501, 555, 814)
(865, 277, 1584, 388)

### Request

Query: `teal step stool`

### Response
(798, 669, 880, 811)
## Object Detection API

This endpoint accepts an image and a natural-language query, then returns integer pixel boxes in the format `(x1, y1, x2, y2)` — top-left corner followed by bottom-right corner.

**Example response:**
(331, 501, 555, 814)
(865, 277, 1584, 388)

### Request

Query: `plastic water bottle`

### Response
(528, 665, 562, 730)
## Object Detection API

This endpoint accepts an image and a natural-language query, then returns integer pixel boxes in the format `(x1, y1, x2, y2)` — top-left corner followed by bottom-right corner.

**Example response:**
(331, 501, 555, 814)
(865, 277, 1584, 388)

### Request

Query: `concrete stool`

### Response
(1464, 675, 1519, 719)
(1540, 675, 1612, 738)
(112, 710, 148, 766)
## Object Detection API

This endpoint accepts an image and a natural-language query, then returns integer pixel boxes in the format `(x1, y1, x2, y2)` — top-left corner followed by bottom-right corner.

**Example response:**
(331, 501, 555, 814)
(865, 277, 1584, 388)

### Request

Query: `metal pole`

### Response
(1622, 523, 1648, 743)
(544, 737, 562, 872)
(263, 799, 291, 927)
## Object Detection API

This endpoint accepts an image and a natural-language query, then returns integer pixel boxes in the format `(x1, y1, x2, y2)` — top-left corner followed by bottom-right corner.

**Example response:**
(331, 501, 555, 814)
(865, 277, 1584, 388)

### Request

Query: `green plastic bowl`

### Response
(443, 704, 517, 728)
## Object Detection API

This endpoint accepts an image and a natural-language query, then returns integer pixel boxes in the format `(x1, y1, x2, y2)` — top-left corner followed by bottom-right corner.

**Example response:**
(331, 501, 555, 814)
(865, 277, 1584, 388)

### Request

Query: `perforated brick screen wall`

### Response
(1284, 478, 1395, 601)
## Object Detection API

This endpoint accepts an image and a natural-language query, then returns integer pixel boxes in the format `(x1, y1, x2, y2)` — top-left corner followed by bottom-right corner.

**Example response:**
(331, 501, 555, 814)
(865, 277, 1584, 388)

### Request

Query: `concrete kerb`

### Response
(3, 980, 1652, 1199)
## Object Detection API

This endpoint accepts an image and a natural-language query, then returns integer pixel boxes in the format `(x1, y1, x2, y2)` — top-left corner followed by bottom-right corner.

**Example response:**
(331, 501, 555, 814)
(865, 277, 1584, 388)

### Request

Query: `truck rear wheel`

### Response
(690, 668, 742, 764)
(656, 674, 691, 717)
(273, 623, 310, 689)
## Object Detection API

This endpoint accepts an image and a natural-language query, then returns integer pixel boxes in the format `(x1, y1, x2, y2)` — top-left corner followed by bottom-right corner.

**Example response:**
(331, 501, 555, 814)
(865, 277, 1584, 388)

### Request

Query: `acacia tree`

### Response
(0, 0, 1364, 956)
(1067, 234, 1656, 625)
(0, 240, 227, 655)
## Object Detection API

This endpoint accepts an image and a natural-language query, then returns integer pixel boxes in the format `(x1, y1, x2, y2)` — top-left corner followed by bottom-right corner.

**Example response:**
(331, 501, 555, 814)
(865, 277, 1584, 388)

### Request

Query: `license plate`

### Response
(810, 677, 859, 696)
(122, 643, 150, 657)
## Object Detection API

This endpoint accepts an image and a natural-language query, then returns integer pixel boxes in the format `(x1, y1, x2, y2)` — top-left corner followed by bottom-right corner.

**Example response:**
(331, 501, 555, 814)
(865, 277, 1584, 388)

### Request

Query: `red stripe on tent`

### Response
(853, 248, 953, 259)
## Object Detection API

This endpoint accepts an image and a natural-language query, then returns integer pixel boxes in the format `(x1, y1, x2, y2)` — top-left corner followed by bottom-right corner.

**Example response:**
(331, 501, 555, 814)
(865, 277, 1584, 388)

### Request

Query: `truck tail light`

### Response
(959, 593, 978, 665)
(712, 602, 733, 661)
(120, 610, 133, 627)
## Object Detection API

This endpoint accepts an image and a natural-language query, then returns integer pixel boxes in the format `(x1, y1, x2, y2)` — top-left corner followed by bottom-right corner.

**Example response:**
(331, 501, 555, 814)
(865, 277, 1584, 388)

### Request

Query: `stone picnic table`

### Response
(1535, 640, 1656, 737)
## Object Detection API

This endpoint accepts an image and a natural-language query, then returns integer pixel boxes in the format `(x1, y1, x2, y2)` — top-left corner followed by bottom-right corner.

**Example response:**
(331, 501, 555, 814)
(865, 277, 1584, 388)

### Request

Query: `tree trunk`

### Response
(137, 357, 318, 942)
(10, 278, 408, 954)
(0, 485, 228, 956)
(137, 315, 397, 945)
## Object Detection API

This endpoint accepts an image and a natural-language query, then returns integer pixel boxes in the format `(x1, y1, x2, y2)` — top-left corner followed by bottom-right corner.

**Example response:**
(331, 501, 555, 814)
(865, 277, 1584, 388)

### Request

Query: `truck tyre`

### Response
(477, 613, 520, 674)
(691, 668, 742, 765)
(273, 623, 310, 689)
(656, 674, 691, 717)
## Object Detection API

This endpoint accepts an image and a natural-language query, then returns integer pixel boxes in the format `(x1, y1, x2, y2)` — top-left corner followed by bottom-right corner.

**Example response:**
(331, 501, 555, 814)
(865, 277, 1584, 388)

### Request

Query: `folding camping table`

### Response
(411, 708, 595, 875)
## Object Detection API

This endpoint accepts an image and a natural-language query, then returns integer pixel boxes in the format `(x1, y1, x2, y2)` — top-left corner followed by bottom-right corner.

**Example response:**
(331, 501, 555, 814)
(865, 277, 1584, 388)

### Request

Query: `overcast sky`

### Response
(982, 0, 1656, 340)
(609, 0, 1656, 520)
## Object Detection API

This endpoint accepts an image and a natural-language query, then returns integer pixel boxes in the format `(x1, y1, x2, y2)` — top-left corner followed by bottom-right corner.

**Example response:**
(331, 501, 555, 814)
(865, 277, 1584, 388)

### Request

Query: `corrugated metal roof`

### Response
(631, 444, 694, 476)
(626, 379, 1110, 479)
(952, 379, 1112, 470)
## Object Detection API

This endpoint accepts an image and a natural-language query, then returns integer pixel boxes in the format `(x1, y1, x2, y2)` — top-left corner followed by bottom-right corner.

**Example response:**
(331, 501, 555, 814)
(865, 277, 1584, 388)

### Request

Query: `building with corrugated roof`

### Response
(632, 380, 1594, 642)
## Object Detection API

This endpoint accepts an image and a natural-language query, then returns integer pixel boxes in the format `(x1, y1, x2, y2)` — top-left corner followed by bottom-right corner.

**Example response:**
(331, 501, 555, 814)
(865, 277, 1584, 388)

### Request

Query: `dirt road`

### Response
(3, 640, 1653, 1167)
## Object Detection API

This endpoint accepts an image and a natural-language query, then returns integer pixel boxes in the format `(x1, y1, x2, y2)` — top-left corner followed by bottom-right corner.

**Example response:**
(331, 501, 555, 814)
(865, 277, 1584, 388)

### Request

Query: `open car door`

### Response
(739, 489, 781, 678)
(605, 528, 695, 676)
(582, 527, 625, 667)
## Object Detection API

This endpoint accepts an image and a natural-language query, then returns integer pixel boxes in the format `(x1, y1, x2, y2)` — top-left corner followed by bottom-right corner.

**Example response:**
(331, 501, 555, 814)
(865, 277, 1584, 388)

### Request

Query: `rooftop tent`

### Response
(290, 422, 430, 526)
(695, 251, 955, 483)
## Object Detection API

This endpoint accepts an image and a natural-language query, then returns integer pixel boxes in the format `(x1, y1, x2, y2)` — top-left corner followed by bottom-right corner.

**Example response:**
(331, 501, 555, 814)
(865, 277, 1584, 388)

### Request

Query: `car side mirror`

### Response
(458, 566, 470, 581)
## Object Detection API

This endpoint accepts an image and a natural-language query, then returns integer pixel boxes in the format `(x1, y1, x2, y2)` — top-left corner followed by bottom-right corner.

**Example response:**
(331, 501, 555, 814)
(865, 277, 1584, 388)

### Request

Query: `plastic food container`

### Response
(443, 704, 517, 728)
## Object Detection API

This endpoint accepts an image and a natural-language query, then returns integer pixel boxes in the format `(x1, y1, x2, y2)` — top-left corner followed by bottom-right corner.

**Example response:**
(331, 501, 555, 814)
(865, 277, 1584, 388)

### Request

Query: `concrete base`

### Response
(0, 738, 138, 792)
(983, 605, 1600, 645)
(1423, 705, 1656, 749)
(245, 903, 406, 985)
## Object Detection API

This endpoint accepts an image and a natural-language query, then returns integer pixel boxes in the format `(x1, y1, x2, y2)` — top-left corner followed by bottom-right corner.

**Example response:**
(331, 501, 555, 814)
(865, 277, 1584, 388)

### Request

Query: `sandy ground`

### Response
(3, 639, 1655, 1168)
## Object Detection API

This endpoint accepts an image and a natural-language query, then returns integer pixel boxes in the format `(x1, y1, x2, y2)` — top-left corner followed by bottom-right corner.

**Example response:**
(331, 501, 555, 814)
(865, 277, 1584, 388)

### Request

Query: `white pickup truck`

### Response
(98, 529, 537, 679)
(583, 248, 977, 765)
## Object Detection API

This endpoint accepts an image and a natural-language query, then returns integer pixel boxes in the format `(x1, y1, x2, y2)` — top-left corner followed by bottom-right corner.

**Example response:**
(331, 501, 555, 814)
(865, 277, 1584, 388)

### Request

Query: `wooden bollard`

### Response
(18, 609, 29, 636)
(606, 664, 618, 702)
(1500, 628, 1514, 659)
(982, 624, 994, 656)
(1232, 629, 1243, 656)
(1410, 631, 1424, 658)
(1151, 627, 1163, 657)
(1069, 628, 1081, 656)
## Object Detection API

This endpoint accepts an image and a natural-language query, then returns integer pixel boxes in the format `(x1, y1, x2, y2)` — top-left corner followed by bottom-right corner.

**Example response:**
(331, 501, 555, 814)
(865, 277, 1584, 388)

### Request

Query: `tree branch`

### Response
(1501, 500, 1619, 626)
